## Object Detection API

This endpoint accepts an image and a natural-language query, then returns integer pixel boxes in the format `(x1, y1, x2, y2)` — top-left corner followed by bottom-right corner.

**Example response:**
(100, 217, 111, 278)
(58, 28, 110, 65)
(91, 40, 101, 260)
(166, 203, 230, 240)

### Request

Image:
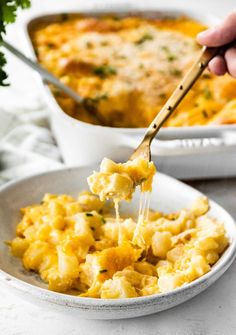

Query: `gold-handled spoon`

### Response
(130, 44, 232, 161)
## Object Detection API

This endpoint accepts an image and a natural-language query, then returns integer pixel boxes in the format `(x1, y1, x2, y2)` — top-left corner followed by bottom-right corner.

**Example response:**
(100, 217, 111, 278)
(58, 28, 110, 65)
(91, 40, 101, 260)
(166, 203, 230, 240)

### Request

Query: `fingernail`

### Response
(198, 27, 216, 38)
(197, 30, 209, 39)
(197, 31, 204, 38)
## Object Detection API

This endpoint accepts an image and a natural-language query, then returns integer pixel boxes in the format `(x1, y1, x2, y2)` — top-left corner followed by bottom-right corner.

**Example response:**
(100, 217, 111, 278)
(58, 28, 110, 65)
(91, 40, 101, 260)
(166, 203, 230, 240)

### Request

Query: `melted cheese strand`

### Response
(138, 192, 144, 217)
(114, 199, 122, 245)
(133, 190, 151, 248)
(144, 193, 151, 221)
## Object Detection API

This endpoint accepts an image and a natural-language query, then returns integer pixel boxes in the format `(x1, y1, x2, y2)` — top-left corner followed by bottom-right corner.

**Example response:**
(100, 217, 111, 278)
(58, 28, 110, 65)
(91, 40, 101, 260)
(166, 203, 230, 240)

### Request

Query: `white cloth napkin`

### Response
(0, 101, 63, 186)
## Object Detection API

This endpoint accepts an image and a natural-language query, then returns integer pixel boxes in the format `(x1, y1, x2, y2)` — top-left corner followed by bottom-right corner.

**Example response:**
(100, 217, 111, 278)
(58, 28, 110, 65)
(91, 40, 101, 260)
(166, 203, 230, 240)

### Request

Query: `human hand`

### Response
(197, 12, 236, 77)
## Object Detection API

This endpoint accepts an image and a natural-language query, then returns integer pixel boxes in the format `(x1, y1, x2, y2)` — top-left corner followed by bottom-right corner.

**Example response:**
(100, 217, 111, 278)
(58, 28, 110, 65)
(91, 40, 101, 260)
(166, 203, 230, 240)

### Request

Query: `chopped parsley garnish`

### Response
(159, 93, 167, 99)
(135, 33, 153, 45)
(86, 41, 93, 49)
(54, 90, 62, 97)
(61, 13, 69, 22)
(101, 217, 106, 224)
(202, 74, 211, 80)
(86, 212, 93, 217)
(99, 269, 108, 273)
(111, 16, 120, 21)
(47, 43, 55, 49)
(93, 65, 117, 78)
(161, 46, 177, 62)
(100, 41, 109, 46)
(84, 94, 108, 107)
(167, 55, 177, 62)
(161, 45, 170, 52)
(0, 0, 31, 86)
(203, 87, 212, 100)
(170, 68, 182, 77)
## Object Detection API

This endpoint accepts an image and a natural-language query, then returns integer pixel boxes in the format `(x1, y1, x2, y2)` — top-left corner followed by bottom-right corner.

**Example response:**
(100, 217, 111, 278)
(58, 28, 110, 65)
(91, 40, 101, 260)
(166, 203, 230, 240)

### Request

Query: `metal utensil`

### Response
(130, 43, 232, 161)
(1, 40, 84, 105)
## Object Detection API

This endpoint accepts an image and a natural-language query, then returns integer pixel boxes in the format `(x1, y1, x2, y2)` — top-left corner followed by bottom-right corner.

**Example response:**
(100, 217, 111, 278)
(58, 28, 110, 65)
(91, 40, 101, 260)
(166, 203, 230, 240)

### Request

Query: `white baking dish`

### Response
(18, 7, 236, 178)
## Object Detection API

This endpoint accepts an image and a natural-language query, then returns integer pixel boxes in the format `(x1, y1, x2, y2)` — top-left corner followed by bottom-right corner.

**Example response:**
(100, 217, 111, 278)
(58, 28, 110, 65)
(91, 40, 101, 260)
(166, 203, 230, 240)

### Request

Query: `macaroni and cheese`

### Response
(32, 15, 236, 128)
(9, 192, 229, 298)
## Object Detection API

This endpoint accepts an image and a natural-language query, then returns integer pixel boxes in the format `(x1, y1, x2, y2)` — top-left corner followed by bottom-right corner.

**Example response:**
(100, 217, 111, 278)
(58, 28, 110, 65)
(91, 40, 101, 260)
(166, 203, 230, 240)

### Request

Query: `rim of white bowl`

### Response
(0, 167, 236, 309)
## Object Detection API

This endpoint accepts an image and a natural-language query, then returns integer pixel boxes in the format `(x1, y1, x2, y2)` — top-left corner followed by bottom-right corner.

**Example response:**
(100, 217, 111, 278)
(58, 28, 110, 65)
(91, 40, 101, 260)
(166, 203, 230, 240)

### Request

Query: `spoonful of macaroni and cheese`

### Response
(88, 157, 156, 202)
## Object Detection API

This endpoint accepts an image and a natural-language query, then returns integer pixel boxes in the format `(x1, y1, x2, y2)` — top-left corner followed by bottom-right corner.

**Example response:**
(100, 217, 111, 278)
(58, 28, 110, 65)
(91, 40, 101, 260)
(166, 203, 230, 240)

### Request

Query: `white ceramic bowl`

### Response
(0, 166, 235, 319)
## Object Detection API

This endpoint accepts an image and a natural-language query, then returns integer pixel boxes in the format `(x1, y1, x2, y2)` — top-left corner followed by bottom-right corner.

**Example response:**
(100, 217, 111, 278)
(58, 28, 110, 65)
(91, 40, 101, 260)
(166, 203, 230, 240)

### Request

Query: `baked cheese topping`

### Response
(32, 15, 236, 127)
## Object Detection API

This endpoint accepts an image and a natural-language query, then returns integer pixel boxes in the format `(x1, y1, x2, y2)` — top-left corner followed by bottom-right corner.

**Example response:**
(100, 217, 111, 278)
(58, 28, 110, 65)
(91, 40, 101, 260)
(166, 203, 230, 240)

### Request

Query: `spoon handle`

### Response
(2, 40, 84, 105)
(144, 43, 232, 143)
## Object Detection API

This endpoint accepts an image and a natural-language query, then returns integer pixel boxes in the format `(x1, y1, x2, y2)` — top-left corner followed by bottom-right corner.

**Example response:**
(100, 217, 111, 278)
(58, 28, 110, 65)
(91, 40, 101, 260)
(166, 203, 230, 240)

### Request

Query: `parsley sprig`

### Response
(93, 65, 117, 78)
(0, 0, 31, 86)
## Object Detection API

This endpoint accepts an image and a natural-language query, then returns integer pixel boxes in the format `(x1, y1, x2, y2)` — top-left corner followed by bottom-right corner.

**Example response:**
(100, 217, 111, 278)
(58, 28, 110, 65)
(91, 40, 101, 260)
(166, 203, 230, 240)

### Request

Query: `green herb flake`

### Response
(167, 55, 177, 62)
(202, 74, 211, 80)
(47, 43, 55, 49)
(161, 46, 170, 53)
(101, 217, 106, 224)
(54, 90, 62, 97)
(84, 94, 108, 107)
(93, 65, 117, 78)
(86, 213, 93, 217)
(170, 68, 182, 77)
(99, 269, 108, 273)
(159, 93, 167, 99)
(61, 13, 69, 22)
(203, 87, 212, 100)
(111, 16, 120, 21)
(86, 41, 93, 49)
(100, 41, 109, 46)
(33, 47, 39, 57)
(135, 33, 153, 45)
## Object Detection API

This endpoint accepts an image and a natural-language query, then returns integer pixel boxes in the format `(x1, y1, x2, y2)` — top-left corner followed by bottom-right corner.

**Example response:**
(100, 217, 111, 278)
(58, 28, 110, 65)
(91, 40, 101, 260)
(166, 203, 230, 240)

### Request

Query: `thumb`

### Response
(197, 12, 236, 47)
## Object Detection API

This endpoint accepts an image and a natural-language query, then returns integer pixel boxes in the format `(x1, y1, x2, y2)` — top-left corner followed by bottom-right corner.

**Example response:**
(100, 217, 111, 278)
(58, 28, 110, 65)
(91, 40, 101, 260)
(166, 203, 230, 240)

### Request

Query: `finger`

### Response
(225, 47, 236, 78)
(197, 12, 236, 47)
(208, 55, 227, 76)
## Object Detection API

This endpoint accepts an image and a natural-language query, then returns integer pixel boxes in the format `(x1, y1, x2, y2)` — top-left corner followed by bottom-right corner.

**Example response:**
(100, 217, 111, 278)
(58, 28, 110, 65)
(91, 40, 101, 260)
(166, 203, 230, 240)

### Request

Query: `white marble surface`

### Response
(1, 1, 236, 334)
